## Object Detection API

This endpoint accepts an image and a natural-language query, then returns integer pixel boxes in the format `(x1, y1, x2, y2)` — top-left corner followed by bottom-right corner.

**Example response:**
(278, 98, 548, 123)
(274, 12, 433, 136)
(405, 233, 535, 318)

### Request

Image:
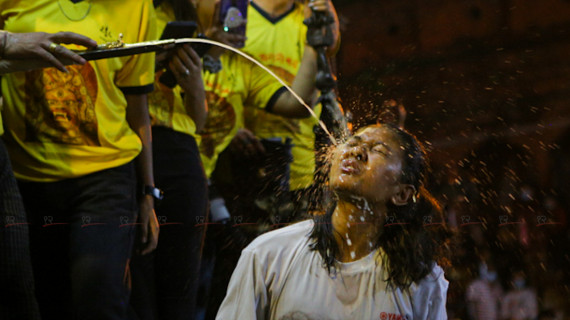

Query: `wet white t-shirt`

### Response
(217, 220, 449, 320)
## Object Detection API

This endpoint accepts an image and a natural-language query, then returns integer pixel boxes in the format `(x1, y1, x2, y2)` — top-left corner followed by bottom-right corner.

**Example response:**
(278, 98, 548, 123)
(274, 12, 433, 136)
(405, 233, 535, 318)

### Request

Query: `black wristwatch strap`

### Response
(142, 185, 164, 200)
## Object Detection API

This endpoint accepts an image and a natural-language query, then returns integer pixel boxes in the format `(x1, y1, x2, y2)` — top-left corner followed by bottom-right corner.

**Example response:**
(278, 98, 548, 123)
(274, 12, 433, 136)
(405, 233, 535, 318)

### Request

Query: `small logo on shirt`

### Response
(379, 312, 408, 320)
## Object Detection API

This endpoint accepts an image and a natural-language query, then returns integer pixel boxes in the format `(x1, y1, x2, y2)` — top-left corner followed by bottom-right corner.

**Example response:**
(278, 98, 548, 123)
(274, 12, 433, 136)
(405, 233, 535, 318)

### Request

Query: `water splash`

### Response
(174, 38, 337, 144)
(350, 195, 374, 215)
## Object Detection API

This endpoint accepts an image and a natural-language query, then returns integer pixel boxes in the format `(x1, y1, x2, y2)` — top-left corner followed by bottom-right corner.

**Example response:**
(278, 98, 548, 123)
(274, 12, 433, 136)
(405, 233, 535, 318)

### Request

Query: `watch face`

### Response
(144, 186, 164, 200)
(154, 188, 164, 200)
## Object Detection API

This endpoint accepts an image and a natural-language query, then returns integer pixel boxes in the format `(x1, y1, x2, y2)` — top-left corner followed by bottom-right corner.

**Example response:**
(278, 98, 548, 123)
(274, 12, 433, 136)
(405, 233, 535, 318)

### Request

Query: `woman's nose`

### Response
(344, 144, 368, 162)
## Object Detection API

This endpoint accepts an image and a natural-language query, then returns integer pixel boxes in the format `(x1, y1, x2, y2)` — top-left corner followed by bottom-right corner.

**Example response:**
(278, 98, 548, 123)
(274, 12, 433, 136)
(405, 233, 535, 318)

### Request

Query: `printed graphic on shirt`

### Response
(379, 312, 409, 320)
(199, 91, 236, 158)
(24, 64, 100, 146)
(149, 72, 176, 128)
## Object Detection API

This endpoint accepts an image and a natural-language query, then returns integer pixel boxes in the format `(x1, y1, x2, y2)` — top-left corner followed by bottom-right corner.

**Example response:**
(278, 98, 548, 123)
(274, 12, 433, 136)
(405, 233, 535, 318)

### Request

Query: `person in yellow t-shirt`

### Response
(0, 0, 158, 318)
(194, 0, 333, 180)
(129, 1, 208, 319)
(0, 29, 96, 320)
(220, 0, 340, 225)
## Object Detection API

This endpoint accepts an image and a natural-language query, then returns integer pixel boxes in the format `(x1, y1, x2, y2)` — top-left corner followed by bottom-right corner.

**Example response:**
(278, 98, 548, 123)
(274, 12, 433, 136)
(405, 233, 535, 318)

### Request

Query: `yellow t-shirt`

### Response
(242, 2, 321, 190)
(0, 0, 156, 182)
(199, 53, 284, 178)
(148, 4, 197, 136)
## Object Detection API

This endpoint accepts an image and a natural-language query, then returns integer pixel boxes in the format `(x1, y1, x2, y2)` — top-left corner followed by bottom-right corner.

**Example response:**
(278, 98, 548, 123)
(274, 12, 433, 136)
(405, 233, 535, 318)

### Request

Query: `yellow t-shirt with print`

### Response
(199, 52, 284, 178)
(242, 2, 321, 191)
(148, 4, 197, 136)
(0, 0, 156, 182)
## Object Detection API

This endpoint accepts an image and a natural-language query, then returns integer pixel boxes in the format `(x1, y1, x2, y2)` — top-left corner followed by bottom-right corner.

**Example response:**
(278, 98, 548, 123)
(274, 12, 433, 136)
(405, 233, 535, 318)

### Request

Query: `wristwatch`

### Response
(142, 185, 164, 200)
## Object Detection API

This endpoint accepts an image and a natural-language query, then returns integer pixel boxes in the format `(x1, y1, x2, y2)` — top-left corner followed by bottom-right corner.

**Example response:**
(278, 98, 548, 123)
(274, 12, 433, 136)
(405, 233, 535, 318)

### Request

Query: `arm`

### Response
(125, 93, 159, 255)
(269, 45, 318, 118)
(268, 0, 337, 118)
(0, 31, 96, 74)
(168, 45, 208, 132)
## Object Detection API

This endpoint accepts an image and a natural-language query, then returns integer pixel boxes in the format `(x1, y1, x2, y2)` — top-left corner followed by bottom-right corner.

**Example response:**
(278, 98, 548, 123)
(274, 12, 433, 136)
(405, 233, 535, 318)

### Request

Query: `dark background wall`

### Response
(335, 0, 570, 191)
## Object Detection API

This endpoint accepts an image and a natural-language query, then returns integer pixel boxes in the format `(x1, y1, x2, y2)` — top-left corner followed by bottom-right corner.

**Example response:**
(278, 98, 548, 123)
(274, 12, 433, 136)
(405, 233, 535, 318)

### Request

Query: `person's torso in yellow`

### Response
(148, 4, 197, 137)
(199, 53, 283, 178)
(242, 1, 320, 191)
(0, 0, 156, 181)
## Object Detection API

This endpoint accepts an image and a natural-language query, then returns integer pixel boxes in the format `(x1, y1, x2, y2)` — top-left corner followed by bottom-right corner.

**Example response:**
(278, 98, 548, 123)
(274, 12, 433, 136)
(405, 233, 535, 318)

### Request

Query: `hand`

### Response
(1, 31, 97, 73)
(155, 43, 176, 71)
(137, 195, 159, 255)
(204, 1, 247, 58)
(168, 44, 203, 92)
(229, 128, 265, 158)
(304, 0, 340, 56)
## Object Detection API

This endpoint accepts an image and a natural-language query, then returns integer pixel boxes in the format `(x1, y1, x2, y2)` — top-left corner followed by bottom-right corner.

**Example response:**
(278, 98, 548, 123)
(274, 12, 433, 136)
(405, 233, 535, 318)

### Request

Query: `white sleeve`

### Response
(412, 266, 449, 320)
(216, 249, 269, 320)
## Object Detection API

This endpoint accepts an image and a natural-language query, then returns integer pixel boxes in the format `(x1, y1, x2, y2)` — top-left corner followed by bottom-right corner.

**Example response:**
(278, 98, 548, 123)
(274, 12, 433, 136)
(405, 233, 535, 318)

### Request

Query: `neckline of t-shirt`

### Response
(250, 1, 297, 24)
(335, 249, 380, 274)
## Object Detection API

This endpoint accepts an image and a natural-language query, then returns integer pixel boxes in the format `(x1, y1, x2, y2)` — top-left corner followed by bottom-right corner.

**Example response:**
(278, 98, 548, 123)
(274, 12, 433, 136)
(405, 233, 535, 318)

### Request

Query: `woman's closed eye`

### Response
(371, 143, 390, 155)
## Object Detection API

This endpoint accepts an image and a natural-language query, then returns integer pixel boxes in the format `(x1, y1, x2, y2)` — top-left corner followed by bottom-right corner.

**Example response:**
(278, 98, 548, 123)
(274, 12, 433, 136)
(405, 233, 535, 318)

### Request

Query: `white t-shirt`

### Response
(217, 220, 449, 320)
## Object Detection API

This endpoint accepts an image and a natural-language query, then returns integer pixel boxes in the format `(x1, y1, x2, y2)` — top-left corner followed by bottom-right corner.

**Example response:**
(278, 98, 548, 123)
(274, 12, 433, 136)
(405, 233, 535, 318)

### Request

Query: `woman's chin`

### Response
(330, 179, 361, 197)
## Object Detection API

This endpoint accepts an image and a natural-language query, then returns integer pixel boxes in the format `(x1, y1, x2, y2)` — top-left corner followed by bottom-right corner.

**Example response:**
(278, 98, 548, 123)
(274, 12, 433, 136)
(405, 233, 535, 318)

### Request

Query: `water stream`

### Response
(174, 37, 338, 144)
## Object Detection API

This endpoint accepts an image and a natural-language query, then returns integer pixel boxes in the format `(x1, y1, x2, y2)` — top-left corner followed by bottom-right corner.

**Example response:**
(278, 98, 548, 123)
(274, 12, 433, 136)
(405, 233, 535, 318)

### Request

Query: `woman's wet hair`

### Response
(309, 123, 450, 289)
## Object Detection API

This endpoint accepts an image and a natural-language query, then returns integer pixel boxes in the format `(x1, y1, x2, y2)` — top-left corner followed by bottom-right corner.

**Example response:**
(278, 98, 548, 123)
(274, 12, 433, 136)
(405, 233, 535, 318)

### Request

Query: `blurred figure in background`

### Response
(501, 269, 538, 320)
(466, 254, 503, 320)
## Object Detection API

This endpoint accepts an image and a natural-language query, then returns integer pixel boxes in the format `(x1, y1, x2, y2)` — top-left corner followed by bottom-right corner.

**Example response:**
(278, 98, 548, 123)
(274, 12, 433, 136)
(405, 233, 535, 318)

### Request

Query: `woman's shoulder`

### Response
(423, 264, 446, 282)
(243, 220, 314, 257)
(410, 263, 449, 297)
(408, 264, 449, 318)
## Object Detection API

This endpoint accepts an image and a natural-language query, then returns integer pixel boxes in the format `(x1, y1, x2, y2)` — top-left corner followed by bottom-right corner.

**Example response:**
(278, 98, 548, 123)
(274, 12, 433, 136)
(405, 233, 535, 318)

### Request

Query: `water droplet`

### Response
(350, 251, 356, 259)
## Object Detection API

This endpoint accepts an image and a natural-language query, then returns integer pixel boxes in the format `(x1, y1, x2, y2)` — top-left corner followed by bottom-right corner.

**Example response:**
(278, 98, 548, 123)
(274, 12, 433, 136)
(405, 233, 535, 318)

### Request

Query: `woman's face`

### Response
(330, 126, 407, 204)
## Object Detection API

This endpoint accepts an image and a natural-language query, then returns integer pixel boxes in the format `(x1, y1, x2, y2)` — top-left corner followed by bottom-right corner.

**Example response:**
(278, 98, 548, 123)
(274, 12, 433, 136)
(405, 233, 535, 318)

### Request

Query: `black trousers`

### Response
(0, 139, 40, 319)
(130, 127, 208, 320)
(19, 161, 137, 320)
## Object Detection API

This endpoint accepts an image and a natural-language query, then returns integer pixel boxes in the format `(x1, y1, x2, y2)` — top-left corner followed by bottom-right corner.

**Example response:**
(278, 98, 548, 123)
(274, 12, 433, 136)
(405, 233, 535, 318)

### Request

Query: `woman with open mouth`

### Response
(217, 123, 451, 320)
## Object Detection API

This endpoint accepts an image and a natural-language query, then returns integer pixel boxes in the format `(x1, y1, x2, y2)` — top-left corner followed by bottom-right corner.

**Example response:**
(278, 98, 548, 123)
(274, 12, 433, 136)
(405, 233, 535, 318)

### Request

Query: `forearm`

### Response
(272, 46, 318, 118)
(125, 93, 154, 188)
(184, 87, 208, 133)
